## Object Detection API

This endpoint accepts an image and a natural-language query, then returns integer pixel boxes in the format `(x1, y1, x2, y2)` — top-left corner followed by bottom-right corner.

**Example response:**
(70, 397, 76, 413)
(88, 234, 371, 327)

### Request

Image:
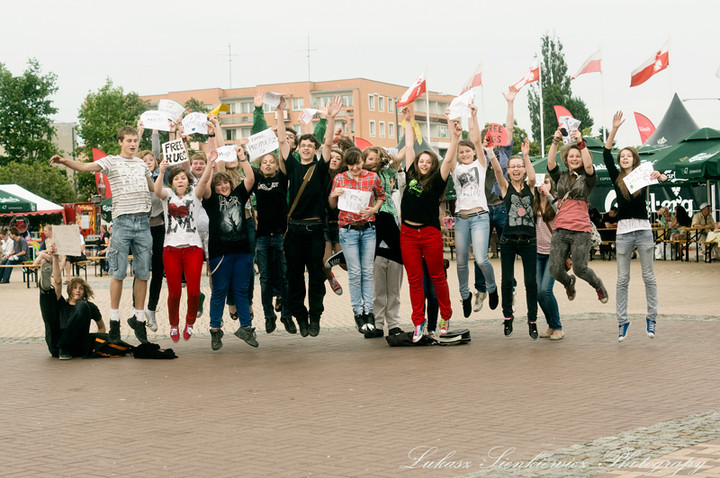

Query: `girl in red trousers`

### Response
(154, 157, 213, 341)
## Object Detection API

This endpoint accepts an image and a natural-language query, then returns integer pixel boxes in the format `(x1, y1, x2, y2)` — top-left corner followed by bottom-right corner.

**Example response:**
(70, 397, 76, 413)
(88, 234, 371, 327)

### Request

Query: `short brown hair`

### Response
(117, 126, 139, 142)
(191, 152, 207, 163)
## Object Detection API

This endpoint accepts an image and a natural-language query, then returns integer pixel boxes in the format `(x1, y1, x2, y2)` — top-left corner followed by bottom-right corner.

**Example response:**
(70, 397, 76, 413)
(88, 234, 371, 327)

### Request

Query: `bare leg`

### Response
(110, 278, 123, 309)
(133, 278, 148, 311)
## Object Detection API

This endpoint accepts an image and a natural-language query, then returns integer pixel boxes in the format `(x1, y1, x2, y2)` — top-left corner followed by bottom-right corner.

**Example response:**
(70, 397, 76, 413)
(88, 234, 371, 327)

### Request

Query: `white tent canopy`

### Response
(0, 184, 64, 216)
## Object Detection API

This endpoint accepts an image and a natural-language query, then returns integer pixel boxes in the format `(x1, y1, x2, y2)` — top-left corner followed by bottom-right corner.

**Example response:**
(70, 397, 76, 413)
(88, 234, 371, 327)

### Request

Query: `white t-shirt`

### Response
(162, 188, 203, 249)
(452, 159, 488, 212)
(96, 155, 151, 218)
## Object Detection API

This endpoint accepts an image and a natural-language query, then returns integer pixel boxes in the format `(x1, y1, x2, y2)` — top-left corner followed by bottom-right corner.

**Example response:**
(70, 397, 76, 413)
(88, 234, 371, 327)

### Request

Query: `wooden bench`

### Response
(0, 262, 40, 288)
(71, 260, 91, 280)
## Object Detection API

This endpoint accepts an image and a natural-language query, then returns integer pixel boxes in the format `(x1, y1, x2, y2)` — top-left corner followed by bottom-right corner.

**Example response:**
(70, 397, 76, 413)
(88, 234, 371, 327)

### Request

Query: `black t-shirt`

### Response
(252, 168, 288, 236)
(58, 298, 102, 329)
(400, 169, 447, 230)
(603, 148, 651, 221)
(502, 182, 535, 237)
(202, 182, 251, 259)
(285, 153, 330, 220)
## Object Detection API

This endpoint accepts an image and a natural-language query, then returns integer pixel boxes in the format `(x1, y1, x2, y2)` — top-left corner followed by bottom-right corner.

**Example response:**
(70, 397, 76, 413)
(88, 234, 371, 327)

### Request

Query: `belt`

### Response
(455, 210, 487, 219)
(343, 222, 372, 231)
(288, 219, 324, 227)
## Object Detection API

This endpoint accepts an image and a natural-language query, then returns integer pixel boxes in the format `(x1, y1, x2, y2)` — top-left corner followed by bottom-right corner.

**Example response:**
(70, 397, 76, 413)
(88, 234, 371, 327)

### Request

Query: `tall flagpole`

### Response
(601, 46, 607, 143)
(538, 52, 545, 157)
(425, 68, 431, 147)
(667, 36, 674, 97)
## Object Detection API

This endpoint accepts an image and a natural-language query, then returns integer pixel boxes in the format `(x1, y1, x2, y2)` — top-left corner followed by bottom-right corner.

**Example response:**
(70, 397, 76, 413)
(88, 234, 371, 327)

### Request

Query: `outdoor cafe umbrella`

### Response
(0, 189, 37, 214)
(663, 128, 720, 181)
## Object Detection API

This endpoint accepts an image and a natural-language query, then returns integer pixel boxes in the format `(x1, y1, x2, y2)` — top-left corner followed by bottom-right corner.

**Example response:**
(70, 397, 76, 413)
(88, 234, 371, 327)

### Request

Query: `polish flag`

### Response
(460, 64, 483, 94)
(511, 60, 540, 91)
(572, 49, 602, 80)
(634, 112, 656, 144)
(630, 41, 670, 87)
(553, 106, 573, 125)
(397, 73, 427, 107)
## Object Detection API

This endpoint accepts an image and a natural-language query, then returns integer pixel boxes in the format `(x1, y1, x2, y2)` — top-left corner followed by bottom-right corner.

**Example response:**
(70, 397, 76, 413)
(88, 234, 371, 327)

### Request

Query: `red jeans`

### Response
(400, 224, 452, 326)
(163, 246, 204, 327)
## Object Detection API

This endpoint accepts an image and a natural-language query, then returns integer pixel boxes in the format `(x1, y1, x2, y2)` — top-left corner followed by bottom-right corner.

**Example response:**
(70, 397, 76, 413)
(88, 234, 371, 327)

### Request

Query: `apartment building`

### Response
(140, 78, 455, 153)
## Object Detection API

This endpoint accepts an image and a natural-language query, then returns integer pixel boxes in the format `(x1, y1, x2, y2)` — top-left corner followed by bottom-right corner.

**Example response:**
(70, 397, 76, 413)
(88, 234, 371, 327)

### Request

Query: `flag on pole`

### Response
(553, 106, 574, 125)
(510, 60, 540, 91)
(571, 49, 602, 80)
(460, 63, 483, 94)
(397, 73, 427, 107)
(630, 41, 670, 87)
(634, 112, 656, 144)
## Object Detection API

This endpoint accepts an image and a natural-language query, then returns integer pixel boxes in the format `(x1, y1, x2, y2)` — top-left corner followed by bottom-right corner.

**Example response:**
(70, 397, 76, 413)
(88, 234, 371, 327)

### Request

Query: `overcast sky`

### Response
(2, 0, 718, 148)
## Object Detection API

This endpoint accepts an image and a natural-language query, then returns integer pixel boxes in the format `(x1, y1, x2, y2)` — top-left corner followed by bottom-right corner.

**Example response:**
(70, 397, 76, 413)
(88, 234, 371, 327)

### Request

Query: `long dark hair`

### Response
(409, 149, 440, 190)
(533, 175, 557, 225)
(675, 205, 691, 227)
(615, 147, 642, 200)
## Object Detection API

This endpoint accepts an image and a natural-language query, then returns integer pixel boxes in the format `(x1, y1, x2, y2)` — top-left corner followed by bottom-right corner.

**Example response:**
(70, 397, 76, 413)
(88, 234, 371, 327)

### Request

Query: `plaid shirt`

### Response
(331, 170, 386, 227)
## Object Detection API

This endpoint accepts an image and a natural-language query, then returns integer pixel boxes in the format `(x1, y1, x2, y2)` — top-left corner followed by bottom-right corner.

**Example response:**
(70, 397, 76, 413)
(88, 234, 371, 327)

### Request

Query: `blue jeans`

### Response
(255, 234, 291, 320)
(107, 213, 152, 281)
(616, 229, 657, 325)
(208, 253, 253, 329)
(475, 203, 509, 292)
(536, 253, 561, 330)
(339, 225, 376, 316)
(0, 257, 21, 282)
(455, 212, 496, 300)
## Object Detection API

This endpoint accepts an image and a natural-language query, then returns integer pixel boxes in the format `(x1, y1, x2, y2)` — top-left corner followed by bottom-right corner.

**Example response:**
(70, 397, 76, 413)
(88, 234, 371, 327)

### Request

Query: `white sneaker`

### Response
(145, 309, 158, 332)
(473, 291, 486, 312)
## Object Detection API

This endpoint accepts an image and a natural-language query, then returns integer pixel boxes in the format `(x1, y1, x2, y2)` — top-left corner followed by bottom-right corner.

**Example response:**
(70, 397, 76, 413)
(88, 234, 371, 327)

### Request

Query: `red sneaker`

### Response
(183, 324, 194, 340)
(170, 326, 180, 343)
(329, 273, 343, 295)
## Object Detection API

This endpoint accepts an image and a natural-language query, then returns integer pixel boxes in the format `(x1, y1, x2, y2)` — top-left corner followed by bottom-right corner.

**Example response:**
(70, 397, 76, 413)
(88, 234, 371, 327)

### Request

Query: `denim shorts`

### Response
(107, 214, 152, 281)
(324, 221, 340, 244)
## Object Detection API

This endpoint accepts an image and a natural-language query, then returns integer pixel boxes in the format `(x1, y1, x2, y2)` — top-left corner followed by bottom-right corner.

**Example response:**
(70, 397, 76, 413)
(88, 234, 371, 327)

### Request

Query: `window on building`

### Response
(379, 121, 385, 138)
(438, 124, 449, 139)
(229, 103, 236, 114)
(388, 122, 395, 138)
(368, 95, 375, 111)
(341, 95, 353, 107)
(388, 98, 395, 113)
(369, 120, 376, 137)
(225, 128, 237, 141)
(294, 124, 303, 135)
(292, 97, 304, 111)
(240, 101, 253, 114)
(378, 96, 385, 112)
(241, 127, 251, 138)
(264, 103, 275, 113)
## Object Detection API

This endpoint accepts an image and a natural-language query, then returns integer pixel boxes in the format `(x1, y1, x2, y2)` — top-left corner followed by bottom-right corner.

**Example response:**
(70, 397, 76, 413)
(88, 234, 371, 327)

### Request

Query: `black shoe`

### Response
(59, 349, 72, 360)
(308, 318, 320, 337)
(280, 317, 297, 334)
(39, 262, 53, 291)
(388, 327, 405, 335)
(503, 318, 513, 336)
(265, 316, 277, 334)
(297, 317, 309, 337)
(210, 328, 224, 350)
(127, 316, 149, 343)
(528, 322, 538, 340)
(489, 290, 499, 310)
(462, 295, 472, 318)
(109, 320, 121, 344)
(364, 329, 384, 338)
(324, 251, 345, 269)
(354, 314, 365, 333)
(365, 313, 376, 332)
(234, 326, 259, 347)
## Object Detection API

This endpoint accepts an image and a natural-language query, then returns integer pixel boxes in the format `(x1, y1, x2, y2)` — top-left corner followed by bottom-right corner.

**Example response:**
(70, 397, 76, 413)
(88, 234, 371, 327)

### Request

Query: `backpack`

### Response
(437, 329, 471, 346)
(86, 334, 132, 358)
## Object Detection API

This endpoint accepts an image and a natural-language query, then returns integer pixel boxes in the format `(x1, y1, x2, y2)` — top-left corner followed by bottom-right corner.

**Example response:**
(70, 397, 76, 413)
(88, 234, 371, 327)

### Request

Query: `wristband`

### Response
(577, 141, 586, 150)
(208, 133, 216, 137)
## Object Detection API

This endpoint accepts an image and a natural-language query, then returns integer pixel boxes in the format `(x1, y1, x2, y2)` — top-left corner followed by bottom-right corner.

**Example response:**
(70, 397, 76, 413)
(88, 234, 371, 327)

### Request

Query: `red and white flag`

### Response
(460, 63, 483, 94)
(553, 106, 573, 125)
(630, 41, 670, 87)
(397, 73, 427, 107)
(572, 49, 602, 80)
(510, 60, 540, 91)
(634, 112, 656, 144)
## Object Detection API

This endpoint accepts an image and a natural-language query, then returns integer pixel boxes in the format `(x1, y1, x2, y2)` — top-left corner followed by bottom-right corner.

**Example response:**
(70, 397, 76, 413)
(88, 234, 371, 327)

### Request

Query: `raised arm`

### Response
(238, 140, 255, 192)
(468, 104, 486, 168)
(197, 149, 217, 200)
(207, 114, 224, 148)
(547, 128, 562, 171)
(275, 96, 291, 161)
(50, 242, 62, 301)
(502, 86, 518, 139)
(441, 119, 462, 181)
(402, 106, 415, 170)
(154, 160, 170, 199)
(151, 130, 161, 158)
(522, 138, 535, 186)
(485, 144, 508, 197)
(572, 130, 594, 175)
(49, 155, 101, 173)
(252, 89, 268, 135)
(605, 111, 624, 150)
(322, 96, 342, 162)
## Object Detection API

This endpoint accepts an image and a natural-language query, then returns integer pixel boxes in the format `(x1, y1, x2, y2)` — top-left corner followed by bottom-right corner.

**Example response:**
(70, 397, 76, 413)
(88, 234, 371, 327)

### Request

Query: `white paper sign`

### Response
(534, 173, 546, 188)
(245, 128, 280, 160)
(216, 145, 238, 163)
(622, 161, 658, 193)
(162, 139, 189, 165)
(262, 92, 284, 109)
(447, 90, 476, 120)
(560, 117, 582, 144)
(337, 189, 372, 214)
(384, 147, 399, 157)
(158, 99, 185, 121)
(182, 112, 208, 135)
(140, 111, 172, 132)
(53, 225, 81, 257)
(300, 108, 319, 124)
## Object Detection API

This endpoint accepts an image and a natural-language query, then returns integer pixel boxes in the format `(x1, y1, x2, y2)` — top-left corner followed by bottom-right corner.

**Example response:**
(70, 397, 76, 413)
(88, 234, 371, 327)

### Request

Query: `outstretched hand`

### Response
(327, 96, 342, 118)
(503, 85, 519, 103)
(612, 111, 625, 130)
(521, 138, 530, 157)
(254, 89, 264, 108)
(401, 106, 412, 122)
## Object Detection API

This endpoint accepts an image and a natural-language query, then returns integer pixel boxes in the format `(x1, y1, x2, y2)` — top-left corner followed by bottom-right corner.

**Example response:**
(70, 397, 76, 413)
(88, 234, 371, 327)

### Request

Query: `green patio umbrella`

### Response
(662, 128, 720, 181)
(100, 197, 113, 223)
(0, 189, 37, 213)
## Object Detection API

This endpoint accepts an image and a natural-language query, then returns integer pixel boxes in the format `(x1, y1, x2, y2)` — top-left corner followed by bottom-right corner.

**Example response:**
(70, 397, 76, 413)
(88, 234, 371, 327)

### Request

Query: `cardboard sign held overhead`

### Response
(485, 123, 509, 147)
(182, 112, 208, 135)
(245, 128, 280, 161)
(158, 99, 185, 122)
(140, 111, 172, 132)
(162, 139, 189, 166)
(53, 225, 82, 257)
(216, 145, 238, 163)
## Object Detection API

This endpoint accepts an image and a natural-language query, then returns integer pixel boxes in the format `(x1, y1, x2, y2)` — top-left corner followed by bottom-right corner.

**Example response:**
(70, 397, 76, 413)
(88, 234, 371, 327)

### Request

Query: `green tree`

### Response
(0, 59, 59, 165)
(0, 161, 77, 204)
(528, 34, 594, 153)
(184, 97, 210, 114)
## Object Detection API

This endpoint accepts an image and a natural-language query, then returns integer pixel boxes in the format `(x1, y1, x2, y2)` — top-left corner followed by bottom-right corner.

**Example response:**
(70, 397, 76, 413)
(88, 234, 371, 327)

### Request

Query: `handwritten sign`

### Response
(158, 99, 185, 121)
(162, 139, 189, 166)
(560, 117, 582, 144)
(300, 108, 319, 124)
(447, 90, 475, 120)
(262, 92, 284, 109)
(485, 123, 509, 147)
(534, 173, 546, 188)
(216, 145, 238, 163)
(182, 112, 208, 135)
(384, 147, 399, 157)
(245, 128, 280, 160)
(53, 225, 82, 257)
(140, 111, 172, 132)
(622, 161, 658, 193)
(337, 189, 372, 214)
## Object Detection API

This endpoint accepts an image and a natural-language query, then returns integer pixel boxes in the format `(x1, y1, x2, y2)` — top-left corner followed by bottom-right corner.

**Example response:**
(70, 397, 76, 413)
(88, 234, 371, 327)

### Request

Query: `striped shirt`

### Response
(96, 155, 151, 218)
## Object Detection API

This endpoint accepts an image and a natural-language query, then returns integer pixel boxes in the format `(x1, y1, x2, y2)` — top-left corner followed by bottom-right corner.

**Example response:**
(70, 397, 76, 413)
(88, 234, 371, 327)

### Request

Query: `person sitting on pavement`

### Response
(38, 243, 106, 359)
